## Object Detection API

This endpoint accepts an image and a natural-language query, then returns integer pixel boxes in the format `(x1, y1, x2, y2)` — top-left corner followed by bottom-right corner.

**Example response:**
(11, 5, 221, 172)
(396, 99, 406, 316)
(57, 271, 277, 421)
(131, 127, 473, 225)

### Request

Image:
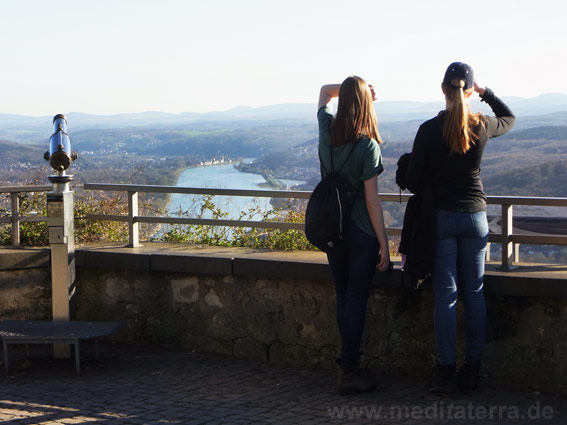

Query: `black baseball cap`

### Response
(443, 62, 474, 90)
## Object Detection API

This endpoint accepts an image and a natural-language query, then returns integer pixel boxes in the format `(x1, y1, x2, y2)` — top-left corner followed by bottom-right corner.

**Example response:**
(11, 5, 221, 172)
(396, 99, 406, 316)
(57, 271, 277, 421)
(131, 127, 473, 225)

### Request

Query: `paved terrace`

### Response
(0, 342, 566, 425)
(2, 244, 567, 424)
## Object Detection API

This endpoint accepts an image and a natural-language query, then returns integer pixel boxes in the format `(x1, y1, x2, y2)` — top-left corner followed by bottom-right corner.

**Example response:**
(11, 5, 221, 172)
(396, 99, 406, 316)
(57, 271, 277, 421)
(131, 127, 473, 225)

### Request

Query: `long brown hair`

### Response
(330, 76, 382, 147)
(442, 78, 484, 154)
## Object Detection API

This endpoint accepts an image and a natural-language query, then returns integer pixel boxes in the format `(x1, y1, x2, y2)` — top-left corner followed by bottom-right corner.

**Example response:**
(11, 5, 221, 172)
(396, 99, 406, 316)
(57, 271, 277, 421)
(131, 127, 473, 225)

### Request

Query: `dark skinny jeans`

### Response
(326, 223, 380, 369)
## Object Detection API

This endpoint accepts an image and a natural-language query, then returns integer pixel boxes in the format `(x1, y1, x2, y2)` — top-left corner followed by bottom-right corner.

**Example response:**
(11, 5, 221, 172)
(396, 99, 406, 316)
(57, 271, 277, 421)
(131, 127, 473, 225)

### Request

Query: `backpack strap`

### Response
(322, 138, 363, 206)
(320, 138, 358, 176)
(334, 140, 363, 205)
(332, 140, 358, 174)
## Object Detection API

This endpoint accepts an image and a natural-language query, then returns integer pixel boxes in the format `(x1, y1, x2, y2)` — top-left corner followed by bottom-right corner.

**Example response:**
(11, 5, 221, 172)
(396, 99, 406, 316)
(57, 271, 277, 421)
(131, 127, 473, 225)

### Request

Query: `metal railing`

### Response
(487, 196, 567, 268)
(82, 183, 567, 270)
(3, 184, 567, 270)
(83, 183, 314, 248)
(0, 185, 52, 247)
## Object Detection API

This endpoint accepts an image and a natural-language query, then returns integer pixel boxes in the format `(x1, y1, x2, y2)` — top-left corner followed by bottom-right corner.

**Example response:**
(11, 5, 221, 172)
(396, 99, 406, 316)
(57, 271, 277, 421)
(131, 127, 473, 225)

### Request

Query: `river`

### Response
(167, 161, 304, 220)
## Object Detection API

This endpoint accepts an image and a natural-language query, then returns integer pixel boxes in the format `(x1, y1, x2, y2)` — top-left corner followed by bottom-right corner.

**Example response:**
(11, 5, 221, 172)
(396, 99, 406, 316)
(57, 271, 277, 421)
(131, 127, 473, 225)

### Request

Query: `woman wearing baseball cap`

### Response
(404, 62, 515, 393)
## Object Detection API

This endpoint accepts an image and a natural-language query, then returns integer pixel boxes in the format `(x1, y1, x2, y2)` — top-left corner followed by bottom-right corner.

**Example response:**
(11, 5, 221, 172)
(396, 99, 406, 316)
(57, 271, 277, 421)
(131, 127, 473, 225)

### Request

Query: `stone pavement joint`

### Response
(0, 342, 565, 424)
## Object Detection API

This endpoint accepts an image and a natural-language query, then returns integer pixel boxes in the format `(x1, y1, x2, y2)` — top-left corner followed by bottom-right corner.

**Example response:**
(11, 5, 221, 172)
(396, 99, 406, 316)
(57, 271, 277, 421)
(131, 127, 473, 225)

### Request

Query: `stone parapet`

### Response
(1, 244, 567, 395)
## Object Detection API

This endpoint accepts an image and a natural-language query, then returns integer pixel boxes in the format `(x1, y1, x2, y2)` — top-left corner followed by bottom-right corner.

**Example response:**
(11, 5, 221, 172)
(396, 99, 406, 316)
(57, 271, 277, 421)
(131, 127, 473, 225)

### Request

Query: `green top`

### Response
(317, 106, 384, 238)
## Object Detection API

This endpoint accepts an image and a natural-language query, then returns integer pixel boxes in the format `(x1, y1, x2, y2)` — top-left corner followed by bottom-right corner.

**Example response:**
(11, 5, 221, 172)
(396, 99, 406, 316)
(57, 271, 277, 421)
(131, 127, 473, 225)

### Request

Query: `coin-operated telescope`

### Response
(44, 114, 78, 174)
(45, 114, 77, 359)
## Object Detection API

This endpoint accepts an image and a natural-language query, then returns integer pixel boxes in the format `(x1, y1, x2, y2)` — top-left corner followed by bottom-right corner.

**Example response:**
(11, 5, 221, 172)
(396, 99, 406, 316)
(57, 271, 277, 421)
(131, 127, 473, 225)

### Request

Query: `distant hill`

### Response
(511, 111, 567, 131)
(70, 124, 317, 158)
(502, 93, 567, 116)
(1, 92, 567, 198)
(0, 140, 44, 163)
(1, 93, 566, 141)
(483, 159, 567, 197)
(499, 126, 567, 140)
(236, 138, 319, 185)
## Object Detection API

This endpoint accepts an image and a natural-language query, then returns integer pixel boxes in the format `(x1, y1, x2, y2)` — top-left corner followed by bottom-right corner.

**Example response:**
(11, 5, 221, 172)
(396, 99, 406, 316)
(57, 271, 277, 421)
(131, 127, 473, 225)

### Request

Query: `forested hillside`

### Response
(1, 105, 566, 200)
(499, 126, 567, 141)
(483, 160, 567, 197)
(239, 121, 567, 198)
(0, 140, 44, 164)
(71, 123, 316, 158)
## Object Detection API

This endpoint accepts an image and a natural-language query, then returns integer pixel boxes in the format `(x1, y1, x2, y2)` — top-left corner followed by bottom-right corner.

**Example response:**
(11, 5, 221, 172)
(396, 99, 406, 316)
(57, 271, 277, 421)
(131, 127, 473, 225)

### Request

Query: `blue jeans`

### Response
(433, 210, 488, 366)
(327, 224, 380, 369)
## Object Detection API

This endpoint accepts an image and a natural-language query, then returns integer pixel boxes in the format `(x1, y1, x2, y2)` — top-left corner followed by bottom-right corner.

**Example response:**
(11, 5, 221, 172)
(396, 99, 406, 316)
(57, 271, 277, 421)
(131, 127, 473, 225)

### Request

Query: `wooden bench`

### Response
(0, 320, 123, 373)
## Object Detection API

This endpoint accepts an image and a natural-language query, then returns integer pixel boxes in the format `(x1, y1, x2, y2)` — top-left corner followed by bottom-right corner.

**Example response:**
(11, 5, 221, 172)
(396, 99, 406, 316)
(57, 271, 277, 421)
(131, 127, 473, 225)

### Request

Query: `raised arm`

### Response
(474, 82, 516, 138)
(318, 84, 341, 109)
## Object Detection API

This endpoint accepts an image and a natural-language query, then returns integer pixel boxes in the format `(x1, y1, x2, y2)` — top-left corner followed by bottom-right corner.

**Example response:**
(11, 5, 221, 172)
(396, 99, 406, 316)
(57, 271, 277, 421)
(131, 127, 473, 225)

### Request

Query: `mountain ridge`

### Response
(1, 93, 566, 130)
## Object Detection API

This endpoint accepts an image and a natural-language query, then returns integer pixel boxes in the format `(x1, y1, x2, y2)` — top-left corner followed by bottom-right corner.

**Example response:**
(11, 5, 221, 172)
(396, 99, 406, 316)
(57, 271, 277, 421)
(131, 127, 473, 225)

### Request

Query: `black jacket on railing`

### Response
(397, 153, 435, 284)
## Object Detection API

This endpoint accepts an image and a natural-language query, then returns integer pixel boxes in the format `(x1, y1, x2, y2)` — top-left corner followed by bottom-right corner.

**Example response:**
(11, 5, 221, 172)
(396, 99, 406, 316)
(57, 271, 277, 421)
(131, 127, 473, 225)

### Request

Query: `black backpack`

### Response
(305, 141, 360, 252)
(395, 152, 412, 191)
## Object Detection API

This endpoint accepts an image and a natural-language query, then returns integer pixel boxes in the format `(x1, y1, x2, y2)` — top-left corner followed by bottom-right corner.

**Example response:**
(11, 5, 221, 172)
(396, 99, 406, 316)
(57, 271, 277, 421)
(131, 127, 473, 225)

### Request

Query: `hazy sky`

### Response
(1, 0, 566, 116)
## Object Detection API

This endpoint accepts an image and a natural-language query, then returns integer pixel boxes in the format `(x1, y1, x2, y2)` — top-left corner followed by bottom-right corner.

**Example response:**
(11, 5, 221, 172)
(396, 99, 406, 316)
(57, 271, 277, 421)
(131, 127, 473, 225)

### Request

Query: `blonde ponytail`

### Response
(443, 78, 483, 154)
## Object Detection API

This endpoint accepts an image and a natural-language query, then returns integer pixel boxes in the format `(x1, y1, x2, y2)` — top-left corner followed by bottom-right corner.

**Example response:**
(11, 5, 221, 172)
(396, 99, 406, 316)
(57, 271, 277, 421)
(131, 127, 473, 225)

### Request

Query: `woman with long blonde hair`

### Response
(318, 76, 390, 395)
(405, 62, 515, 393)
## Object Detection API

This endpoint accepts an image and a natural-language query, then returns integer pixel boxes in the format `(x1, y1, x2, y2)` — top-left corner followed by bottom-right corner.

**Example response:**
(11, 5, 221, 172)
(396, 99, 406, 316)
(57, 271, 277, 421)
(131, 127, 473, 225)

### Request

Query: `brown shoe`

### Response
(426, 364, 457, 394)
(337, 367, 377, 396)
(457, 361, 481, 391)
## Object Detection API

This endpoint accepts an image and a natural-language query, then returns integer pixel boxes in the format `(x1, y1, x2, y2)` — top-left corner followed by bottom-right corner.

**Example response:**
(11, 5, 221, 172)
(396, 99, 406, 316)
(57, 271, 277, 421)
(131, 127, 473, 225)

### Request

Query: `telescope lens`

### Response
(50, 151, 71, 171)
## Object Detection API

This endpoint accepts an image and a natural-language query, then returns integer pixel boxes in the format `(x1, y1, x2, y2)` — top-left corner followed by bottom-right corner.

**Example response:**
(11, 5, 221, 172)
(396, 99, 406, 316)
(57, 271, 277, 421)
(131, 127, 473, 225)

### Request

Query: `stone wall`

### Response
(72, 267, 567, 396)
(1, 246, 567, 396)
(0, 268, 51, 320)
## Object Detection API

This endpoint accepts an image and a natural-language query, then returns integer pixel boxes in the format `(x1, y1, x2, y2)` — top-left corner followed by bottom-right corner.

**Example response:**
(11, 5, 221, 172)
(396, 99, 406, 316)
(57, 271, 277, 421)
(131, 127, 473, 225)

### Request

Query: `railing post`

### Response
(485, 242, 491, 262)
(10, 192, 20, 247)
(501, 203, 514, 270)
(127, 191, 140, 247)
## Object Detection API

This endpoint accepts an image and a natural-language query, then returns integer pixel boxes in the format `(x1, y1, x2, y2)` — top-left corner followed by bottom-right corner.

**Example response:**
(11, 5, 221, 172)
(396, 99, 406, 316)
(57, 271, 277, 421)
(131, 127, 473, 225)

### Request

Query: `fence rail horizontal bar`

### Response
(486, 233, 567, 245)
(4, 184, 567, 269)
(83, 183, 312, 199)
(82, 184, 567, 207)
(0, 186, 52, 194)
(510, 234, 567, 245)
(0, 217, 47, 224)
(487, 196, 567, 207)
